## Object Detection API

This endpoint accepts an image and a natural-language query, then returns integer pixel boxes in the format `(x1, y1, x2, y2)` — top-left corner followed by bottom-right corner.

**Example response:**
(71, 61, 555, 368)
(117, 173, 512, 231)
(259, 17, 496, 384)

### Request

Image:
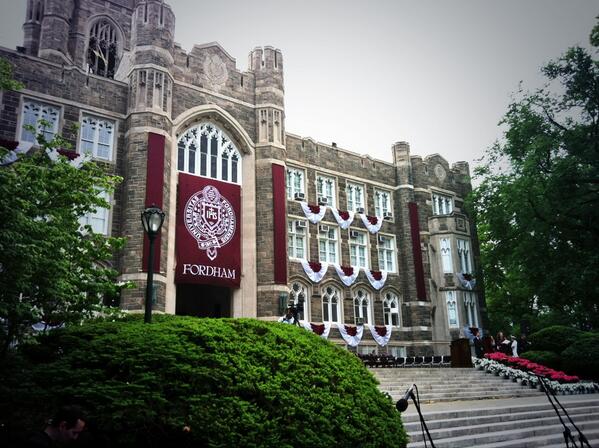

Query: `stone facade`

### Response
(0, 0, 485, 356)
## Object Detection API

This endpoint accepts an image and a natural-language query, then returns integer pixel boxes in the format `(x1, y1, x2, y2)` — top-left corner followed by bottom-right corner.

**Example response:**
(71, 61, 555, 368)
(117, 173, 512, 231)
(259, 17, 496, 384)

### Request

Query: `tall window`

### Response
(346, 182, 364, 212)
(432, 192, 453, 215)
(446, 291, 459, 327)
(288, 220, 307, 259)
(353, 289, 372, 324)
(80, 115, 115, 161)
(374, 190, 391, 216)
(87, 19, 118, 78)
(316, 174, 336, 207)
(383, 292, 401, 326)
(177, 123, 242, 184)
(20, 99, 60, 143)
(286, 167, 305, 199)
(440, 237, 453, 273)
(377, 235, 396, 272)
(318, 226, 339, 264)
(457, 239, 472, 274)
(290, 282, 309, 321)
(322, 285, 341, 323)
(349, 230, 368, 269)
(464, 292, 479, 328)
(79, 190, 110, 235)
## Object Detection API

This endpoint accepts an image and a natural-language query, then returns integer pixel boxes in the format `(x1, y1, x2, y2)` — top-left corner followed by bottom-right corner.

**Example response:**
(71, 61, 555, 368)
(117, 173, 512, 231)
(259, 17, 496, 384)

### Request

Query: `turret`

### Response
(392, 141, 412, 185)
(37, 0, 74, 62)
(22, 0, 43, 56)
(131, 0, 175, 66)
(250, 46, 285, 146)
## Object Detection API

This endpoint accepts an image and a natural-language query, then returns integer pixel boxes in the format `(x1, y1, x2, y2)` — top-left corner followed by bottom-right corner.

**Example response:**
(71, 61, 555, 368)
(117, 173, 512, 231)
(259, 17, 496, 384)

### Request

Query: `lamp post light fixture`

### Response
(141, 204, 165, 323)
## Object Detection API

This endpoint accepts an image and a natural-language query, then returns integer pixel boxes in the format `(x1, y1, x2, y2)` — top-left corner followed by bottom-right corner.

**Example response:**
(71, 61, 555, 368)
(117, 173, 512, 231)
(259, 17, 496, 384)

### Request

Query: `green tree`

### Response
(0, 58, 126, 355)
(470, 27, 599, 333)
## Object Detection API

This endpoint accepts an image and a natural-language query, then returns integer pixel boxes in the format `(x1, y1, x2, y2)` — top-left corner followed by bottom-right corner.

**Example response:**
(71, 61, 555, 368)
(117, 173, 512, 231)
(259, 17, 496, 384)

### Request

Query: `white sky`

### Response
(0, 0, 597, 169)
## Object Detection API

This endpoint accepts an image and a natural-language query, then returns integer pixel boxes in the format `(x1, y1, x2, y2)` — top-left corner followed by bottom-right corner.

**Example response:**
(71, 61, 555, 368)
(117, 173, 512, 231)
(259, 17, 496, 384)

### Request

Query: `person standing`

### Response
(26, 406, 86, 447)
(510, 335, 518, 357)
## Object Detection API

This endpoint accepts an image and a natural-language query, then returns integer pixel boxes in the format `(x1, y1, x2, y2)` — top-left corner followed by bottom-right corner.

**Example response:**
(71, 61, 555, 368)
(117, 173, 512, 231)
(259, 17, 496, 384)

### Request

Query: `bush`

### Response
(520, 350, 561, 370)
(528, 325, 583, 354)
(561, 333, 599, 380)
(0, 315, 407, 447)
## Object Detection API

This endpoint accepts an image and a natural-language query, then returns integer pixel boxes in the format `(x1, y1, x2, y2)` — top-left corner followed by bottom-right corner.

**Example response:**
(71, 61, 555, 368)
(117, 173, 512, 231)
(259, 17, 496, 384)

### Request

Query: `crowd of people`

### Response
(471, 328, 530, 358)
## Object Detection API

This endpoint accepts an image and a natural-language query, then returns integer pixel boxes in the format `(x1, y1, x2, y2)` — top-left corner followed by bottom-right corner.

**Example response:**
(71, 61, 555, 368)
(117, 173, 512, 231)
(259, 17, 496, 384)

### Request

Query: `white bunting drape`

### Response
(301, 259, 329, 283)
(365, 270, 387, 290)
(330, 208, 355, 229)
(457, 272, 477, 290)
(336, 324, 364, 347)
(300, 321, 331, 339)
(333, 264, 359, 287)
(359, 214, 383, 234)
(300, 202, 327, 224)
(368, 324, 393, 346)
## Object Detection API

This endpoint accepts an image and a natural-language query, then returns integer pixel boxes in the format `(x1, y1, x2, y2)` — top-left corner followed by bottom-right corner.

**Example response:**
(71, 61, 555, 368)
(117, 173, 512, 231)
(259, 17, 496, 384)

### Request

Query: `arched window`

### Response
(322, 285, 341, 323)
(463, 292, 479, 328)
(353, 289, 371, 325)
(290, 282, 309, 321)
(383, 291, 401, 326)
(87, 19, 119, 79)
(177, 123, 242, 184)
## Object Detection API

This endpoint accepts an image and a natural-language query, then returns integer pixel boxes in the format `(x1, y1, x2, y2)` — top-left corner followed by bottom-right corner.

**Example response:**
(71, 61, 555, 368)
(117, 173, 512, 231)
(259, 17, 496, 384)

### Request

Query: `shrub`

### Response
(561, 333, 599, 380)
(520, 350, 561, 370)
(0, 315, 407, 447)
(528, 325, 583, 354)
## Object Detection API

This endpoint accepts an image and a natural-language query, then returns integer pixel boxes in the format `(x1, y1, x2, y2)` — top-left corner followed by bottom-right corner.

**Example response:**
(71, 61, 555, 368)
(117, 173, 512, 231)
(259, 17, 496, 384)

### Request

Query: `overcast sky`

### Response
(0, 0, 596, 170)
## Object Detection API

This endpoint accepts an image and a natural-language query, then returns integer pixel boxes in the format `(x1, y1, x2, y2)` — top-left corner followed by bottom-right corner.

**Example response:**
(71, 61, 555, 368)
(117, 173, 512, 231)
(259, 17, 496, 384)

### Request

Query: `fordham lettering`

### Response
(182, 263, 236, 279)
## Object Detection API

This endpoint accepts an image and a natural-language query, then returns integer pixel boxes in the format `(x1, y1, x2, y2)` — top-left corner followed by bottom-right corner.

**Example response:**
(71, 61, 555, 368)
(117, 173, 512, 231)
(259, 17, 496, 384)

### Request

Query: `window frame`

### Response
(287, 219, 308, 260)
(374, 189, 392, 217)
(383, 291, 401, 327)
(463, 291, 479, 328)
(440, 237, 453, 273)
(446, 291, 459, 328)
(353, 288, 372, 325)
(377, 234, 397, 273)
(432, 192, 454, 216)
(318, 225, 339, 264)
(290, 281, 310, 321)
(19, 97, 61, 144)
(346, 182, 365, 212)
(316, 173, 337, 208)
(322, 285, 342, 324)
(78, 113, 116, 162)
(349, 228, 369, 269)
(78, 189, 111, 235)
(457, 238, 472, 274)
(286, 166, 306, 200)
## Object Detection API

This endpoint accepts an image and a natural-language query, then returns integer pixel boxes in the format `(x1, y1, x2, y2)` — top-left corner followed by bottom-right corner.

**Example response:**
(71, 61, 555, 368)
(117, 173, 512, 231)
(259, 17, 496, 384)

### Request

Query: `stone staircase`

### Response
(372, 367, 543, 403)
(370, 367, 599, 447)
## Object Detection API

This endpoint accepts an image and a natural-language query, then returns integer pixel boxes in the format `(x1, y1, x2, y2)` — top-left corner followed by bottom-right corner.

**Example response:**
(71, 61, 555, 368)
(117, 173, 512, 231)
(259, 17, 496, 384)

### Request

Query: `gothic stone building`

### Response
(0, 0, 484, 355)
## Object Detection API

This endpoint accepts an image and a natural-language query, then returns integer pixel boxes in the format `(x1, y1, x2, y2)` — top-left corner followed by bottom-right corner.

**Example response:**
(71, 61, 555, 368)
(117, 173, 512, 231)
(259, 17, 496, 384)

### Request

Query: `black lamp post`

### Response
(141, 204, 165, 323)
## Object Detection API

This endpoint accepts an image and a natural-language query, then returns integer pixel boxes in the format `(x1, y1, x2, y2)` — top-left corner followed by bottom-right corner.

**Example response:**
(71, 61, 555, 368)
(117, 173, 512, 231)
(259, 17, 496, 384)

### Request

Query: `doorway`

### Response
(175, 284, 232, 318)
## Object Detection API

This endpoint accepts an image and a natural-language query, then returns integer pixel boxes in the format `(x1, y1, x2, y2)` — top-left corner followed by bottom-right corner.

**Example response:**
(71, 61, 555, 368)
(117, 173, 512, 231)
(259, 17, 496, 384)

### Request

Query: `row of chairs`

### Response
(358, 354, 452, 368)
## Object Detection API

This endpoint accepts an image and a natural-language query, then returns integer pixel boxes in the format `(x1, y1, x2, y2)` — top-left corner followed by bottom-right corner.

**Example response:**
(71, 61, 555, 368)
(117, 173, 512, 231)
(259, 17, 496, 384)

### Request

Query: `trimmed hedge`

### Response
(0, 315, 407, 447)
(528, 325, 583, 354)
(520, 350, 561, 370)
(561, 333, 599, 380)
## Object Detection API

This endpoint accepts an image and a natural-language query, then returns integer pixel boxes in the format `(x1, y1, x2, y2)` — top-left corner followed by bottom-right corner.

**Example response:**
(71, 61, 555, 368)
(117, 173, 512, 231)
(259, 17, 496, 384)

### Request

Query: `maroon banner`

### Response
(143, 133, 165, 272)
(175, 173, 241, 287)
(272, 164, 287, 284)
(409, 202, 427, 300)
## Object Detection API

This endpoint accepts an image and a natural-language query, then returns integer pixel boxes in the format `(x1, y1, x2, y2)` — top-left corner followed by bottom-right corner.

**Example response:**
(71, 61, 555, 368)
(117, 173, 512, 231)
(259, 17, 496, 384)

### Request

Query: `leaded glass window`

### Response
(383, 292, 401, 326)
(322, 285, 341, 323)
(20, 99, 60, 143)
(87, 19, 118, 79)
(80, 115, 115, 161)
(353, 289, 371, 324)
(377, 235, 396, 273)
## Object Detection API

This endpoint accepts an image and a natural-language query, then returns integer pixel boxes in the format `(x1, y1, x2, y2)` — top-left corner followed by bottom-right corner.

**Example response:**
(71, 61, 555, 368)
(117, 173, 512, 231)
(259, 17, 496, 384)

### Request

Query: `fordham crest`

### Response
(184, 185, 236, 260)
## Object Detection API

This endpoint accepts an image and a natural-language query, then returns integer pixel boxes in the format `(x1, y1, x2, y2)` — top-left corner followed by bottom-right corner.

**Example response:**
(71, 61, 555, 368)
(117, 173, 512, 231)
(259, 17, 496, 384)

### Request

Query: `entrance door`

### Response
(176, 284, 232, 318)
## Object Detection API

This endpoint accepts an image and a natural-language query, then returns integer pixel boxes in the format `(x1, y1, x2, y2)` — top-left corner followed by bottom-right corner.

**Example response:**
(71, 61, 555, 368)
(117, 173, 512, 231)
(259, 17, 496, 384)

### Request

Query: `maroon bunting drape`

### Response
(142, 133, 165, 272)
(175, 173, 241, 287)
(272, 164, 287, 284)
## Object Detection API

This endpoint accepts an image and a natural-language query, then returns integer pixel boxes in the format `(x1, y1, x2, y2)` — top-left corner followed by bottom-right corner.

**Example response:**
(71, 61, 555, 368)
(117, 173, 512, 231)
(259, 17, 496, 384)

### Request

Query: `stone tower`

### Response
(119, 0, 175, 310)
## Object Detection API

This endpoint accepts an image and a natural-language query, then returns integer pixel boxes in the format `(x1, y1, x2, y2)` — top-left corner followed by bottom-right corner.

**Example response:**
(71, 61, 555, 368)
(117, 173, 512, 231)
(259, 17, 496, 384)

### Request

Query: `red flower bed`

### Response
(485, 352, 579, 383)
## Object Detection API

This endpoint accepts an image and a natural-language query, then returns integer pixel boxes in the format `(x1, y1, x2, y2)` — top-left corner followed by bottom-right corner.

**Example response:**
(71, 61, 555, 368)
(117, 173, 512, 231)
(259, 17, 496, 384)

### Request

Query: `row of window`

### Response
(440, 237, 472, 274)
(289, 281, 479, 329)
(287, 167, 456, 216)
(289, 282, 401, 326)
(20, 99, 116, 161)
(288, 220, 397, 272)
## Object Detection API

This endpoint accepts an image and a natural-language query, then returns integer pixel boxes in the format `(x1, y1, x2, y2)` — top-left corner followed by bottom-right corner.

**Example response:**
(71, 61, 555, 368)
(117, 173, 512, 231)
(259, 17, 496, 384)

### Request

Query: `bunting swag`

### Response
(300, 201, 326, 224)
(330, 208, 355, 229)
(175, 173, 241, 287)
(334, 264, 359, 286)
(359, 214, 383, 234)
(365, 270, 388, 290)
(301, 321, 331, 339)
(457, 272, 477, 290)
(337, 324, 364, 347)
(368, 325, 393, 347)
(300, 259, 329, 283)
